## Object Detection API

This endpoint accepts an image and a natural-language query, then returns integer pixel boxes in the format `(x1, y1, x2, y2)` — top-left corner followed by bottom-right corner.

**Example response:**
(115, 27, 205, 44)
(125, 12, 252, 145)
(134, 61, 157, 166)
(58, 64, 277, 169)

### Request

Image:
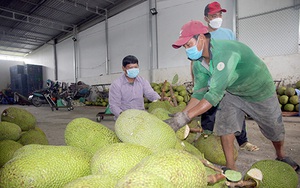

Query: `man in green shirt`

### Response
(166, 20, 299, 172)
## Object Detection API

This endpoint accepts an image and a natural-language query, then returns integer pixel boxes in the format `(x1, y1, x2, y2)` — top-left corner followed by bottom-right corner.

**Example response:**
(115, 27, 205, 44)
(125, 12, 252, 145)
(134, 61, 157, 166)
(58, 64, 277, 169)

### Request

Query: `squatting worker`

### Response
(165, 20, 299, 171)
(109, 55, 160, 119)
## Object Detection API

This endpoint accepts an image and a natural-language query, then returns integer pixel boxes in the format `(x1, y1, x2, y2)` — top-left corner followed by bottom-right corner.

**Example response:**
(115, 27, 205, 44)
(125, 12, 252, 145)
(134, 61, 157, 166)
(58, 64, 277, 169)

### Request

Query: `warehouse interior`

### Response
(0, 0, 300, 187)
(0, 0, 299, 93)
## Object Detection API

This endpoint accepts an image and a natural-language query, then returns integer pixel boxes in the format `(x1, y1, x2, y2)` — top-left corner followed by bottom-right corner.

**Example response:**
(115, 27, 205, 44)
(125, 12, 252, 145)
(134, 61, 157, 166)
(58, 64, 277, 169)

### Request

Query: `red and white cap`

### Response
(172, 20, 208, 49)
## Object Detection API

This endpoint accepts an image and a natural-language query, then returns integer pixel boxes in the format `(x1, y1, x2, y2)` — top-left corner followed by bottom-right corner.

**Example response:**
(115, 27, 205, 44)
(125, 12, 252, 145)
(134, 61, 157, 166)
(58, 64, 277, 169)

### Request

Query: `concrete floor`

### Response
(0, 104, 299, 186)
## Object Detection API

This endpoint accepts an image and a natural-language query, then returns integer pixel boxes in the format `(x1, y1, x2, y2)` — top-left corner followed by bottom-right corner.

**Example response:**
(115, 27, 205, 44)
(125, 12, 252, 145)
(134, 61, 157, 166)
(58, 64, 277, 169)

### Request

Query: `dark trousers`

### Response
(201, 106, 248, 146)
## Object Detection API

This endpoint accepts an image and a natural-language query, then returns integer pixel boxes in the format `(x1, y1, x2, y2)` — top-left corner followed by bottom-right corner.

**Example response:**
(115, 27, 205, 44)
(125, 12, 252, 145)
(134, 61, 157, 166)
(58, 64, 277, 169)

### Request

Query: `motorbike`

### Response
(28, 88, 56, 107)
(28, 79, 74, 111)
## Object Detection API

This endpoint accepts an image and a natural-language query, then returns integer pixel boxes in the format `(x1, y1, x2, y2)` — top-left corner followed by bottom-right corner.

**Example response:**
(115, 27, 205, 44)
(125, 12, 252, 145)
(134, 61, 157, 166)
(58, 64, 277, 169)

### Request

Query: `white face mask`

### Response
(209, 17, 223, 29)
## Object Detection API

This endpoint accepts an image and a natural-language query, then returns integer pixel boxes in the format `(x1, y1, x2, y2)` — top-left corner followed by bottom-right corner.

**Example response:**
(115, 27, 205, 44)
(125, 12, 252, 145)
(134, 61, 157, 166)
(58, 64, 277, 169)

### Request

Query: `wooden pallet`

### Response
(282, 111, 299, 117)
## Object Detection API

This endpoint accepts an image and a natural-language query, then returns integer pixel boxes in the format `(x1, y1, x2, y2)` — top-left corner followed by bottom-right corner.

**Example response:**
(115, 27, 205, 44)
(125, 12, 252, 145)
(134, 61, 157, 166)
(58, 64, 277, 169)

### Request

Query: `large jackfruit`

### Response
(17, 129, 49, 145)
(0, 140, 23, 167)
(115, 109, 177, 153)
(0, 122, 22, 141)
(150, 107, 171, 120)
(1, 107, 36, 131)
(127, 149, 207, 188)
(175, 139, 205, 160)
(244, 160, 298, 188)
(63, 174, 118, 188)
(0, 145, 92, 188)
(91, 143, 152, 179)
(194, 134, 238, 166)
(65, 117, 120, 155)
(116, 171, 175, 188)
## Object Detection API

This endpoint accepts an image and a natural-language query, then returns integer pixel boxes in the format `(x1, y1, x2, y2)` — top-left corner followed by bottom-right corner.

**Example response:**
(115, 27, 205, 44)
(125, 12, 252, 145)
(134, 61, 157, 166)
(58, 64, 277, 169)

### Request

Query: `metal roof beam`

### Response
(0, 25, 53, 38)
(59, 0, 106, 16)
(0, 31, 48, 43)
(0, 7, 73, 33)
(0, 37, 40, 46)
(0, 44, 33, 51)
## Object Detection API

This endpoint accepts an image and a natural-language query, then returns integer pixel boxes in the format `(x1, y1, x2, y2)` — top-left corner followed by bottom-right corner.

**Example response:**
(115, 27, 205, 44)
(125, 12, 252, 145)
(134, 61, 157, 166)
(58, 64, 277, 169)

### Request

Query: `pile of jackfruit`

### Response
(277, 80, 300, 112)
(145, 81, 191, 109)
(0, 107, 298, 188)
(0, 107, 48, 167)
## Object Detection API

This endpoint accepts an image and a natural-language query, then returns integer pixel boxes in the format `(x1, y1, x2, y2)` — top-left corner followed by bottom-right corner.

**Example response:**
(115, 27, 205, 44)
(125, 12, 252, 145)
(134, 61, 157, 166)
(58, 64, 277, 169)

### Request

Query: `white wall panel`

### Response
(25, 44, 54, 87)
(108, 3, 149, 74)
(77, 22, 107, 79)
(56, 39, 74, 83)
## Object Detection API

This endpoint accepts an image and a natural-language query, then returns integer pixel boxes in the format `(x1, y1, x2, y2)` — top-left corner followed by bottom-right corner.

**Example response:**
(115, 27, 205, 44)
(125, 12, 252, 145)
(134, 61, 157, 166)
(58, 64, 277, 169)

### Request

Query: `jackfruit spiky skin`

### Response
(0, 140, 23, 167)
(245, 160, 298, 188)
(0, 122, 22, 141)
(116, 171, 175, 188)
(127, 149, 207, 188)
(150, 107, 171, 120)
(175, 139, 205, 160)
(147, 100, 173, 113)
(285, 87, 295, 97)
(0, 145, 92, 188)
(91, 143, 153, 179)
(115, 109, 177, 153)
(1, 107, 36, 131)
(194, 134, 238, 166)
(65, 117, 120, 155)
(63, 174, 118, 188)
(17, 129, 49, 145)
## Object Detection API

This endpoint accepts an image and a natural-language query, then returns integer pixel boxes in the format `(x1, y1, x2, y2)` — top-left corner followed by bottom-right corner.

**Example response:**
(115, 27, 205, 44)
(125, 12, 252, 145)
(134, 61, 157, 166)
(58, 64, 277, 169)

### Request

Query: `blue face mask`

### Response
(126, 68, 139, 78)
(185, 40, 203, 60)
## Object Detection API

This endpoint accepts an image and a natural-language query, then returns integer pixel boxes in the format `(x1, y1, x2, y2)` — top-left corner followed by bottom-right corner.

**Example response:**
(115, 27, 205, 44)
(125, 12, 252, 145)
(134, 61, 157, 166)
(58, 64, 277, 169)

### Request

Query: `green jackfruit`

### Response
(0, 145, 92, 188)
(91, 143, 152, 179)
(115, 109, 177, 153)
(147, 100, 172, 113)
(194, 134, 238, 166)
(150, 107, 171, 120)
(1, 107, 36, 131)
(289, 95, 299, 105)
(279, 95, 289, 105)
(276, 86, 286, 95)
(0, 122, 22, 141)
(0, 140, 23, 167)
(283, 104, 294, 112)
(116, 171, 175, 188)
(17, 129, 49, 145)
(175, 139, 205, 160)
(127, 149, 207, 188)
(296, 80, 300, 89)
(244, 160, 298, 188)
(295, 104, 299, 112)
(65, 117, 120, 155)
(63, 174, 118, 188)
(285, 87, 295, 97)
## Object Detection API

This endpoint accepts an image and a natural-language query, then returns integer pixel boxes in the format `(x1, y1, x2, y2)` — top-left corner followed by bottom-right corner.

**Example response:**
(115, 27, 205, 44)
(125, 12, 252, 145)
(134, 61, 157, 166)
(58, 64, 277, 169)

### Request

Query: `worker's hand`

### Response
(168, 112, 181, 117)
(164, 111, 191, 131)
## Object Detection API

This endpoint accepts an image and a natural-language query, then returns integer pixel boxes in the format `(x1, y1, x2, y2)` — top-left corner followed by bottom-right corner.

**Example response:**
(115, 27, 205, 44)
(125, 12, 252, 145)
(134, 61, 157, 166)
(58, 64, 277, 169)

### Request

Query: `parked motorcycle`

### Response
(28, 79, 74, 111)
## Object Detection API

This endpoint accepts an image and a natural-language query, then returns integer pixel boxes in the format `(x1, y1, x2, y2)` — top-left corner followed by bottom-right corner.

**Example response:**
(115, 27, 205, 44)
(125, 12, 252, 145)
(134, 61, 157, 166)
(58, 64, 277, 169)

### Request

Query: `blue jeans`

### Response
(201, 106, 248, 146)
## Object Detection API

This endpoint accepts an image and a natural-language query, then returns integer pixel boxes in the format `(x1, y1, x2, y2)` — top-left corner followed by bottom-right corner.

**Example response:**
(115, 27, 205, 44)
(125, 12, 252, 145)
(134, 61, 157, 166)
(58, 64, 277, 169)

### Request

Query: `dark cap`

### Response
(204, 1, 227, 16)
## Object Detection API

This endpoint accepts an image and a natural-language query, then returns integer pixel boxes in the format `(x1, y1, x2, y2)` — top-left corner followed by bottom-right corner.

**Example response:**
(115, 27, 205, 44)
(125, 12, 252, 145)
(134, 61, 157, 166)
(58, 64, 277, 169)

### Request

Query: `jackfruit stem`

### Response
(207, 173, 226, 184)
(225, 179, 257, 188)
(200, 159, 223, 173)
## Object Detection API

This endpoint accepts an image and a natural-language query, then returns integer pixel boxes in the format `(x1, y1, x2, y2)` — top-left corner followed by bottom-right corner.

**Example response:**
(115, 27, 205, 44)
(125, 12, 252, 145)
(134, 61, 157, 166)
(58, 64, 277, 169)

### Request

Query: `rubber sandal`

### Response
(240, 142, 259, 151)
(276, 157, 300, 172)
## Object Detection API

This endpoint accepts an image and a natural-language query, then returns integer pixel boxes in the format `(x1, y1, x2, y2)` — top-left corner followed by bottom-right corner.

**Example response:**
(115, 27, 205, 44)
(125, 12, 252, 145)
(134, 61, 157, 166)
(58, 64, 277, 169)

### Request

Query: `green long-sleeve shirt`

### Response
(192, 39, 275, 106)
